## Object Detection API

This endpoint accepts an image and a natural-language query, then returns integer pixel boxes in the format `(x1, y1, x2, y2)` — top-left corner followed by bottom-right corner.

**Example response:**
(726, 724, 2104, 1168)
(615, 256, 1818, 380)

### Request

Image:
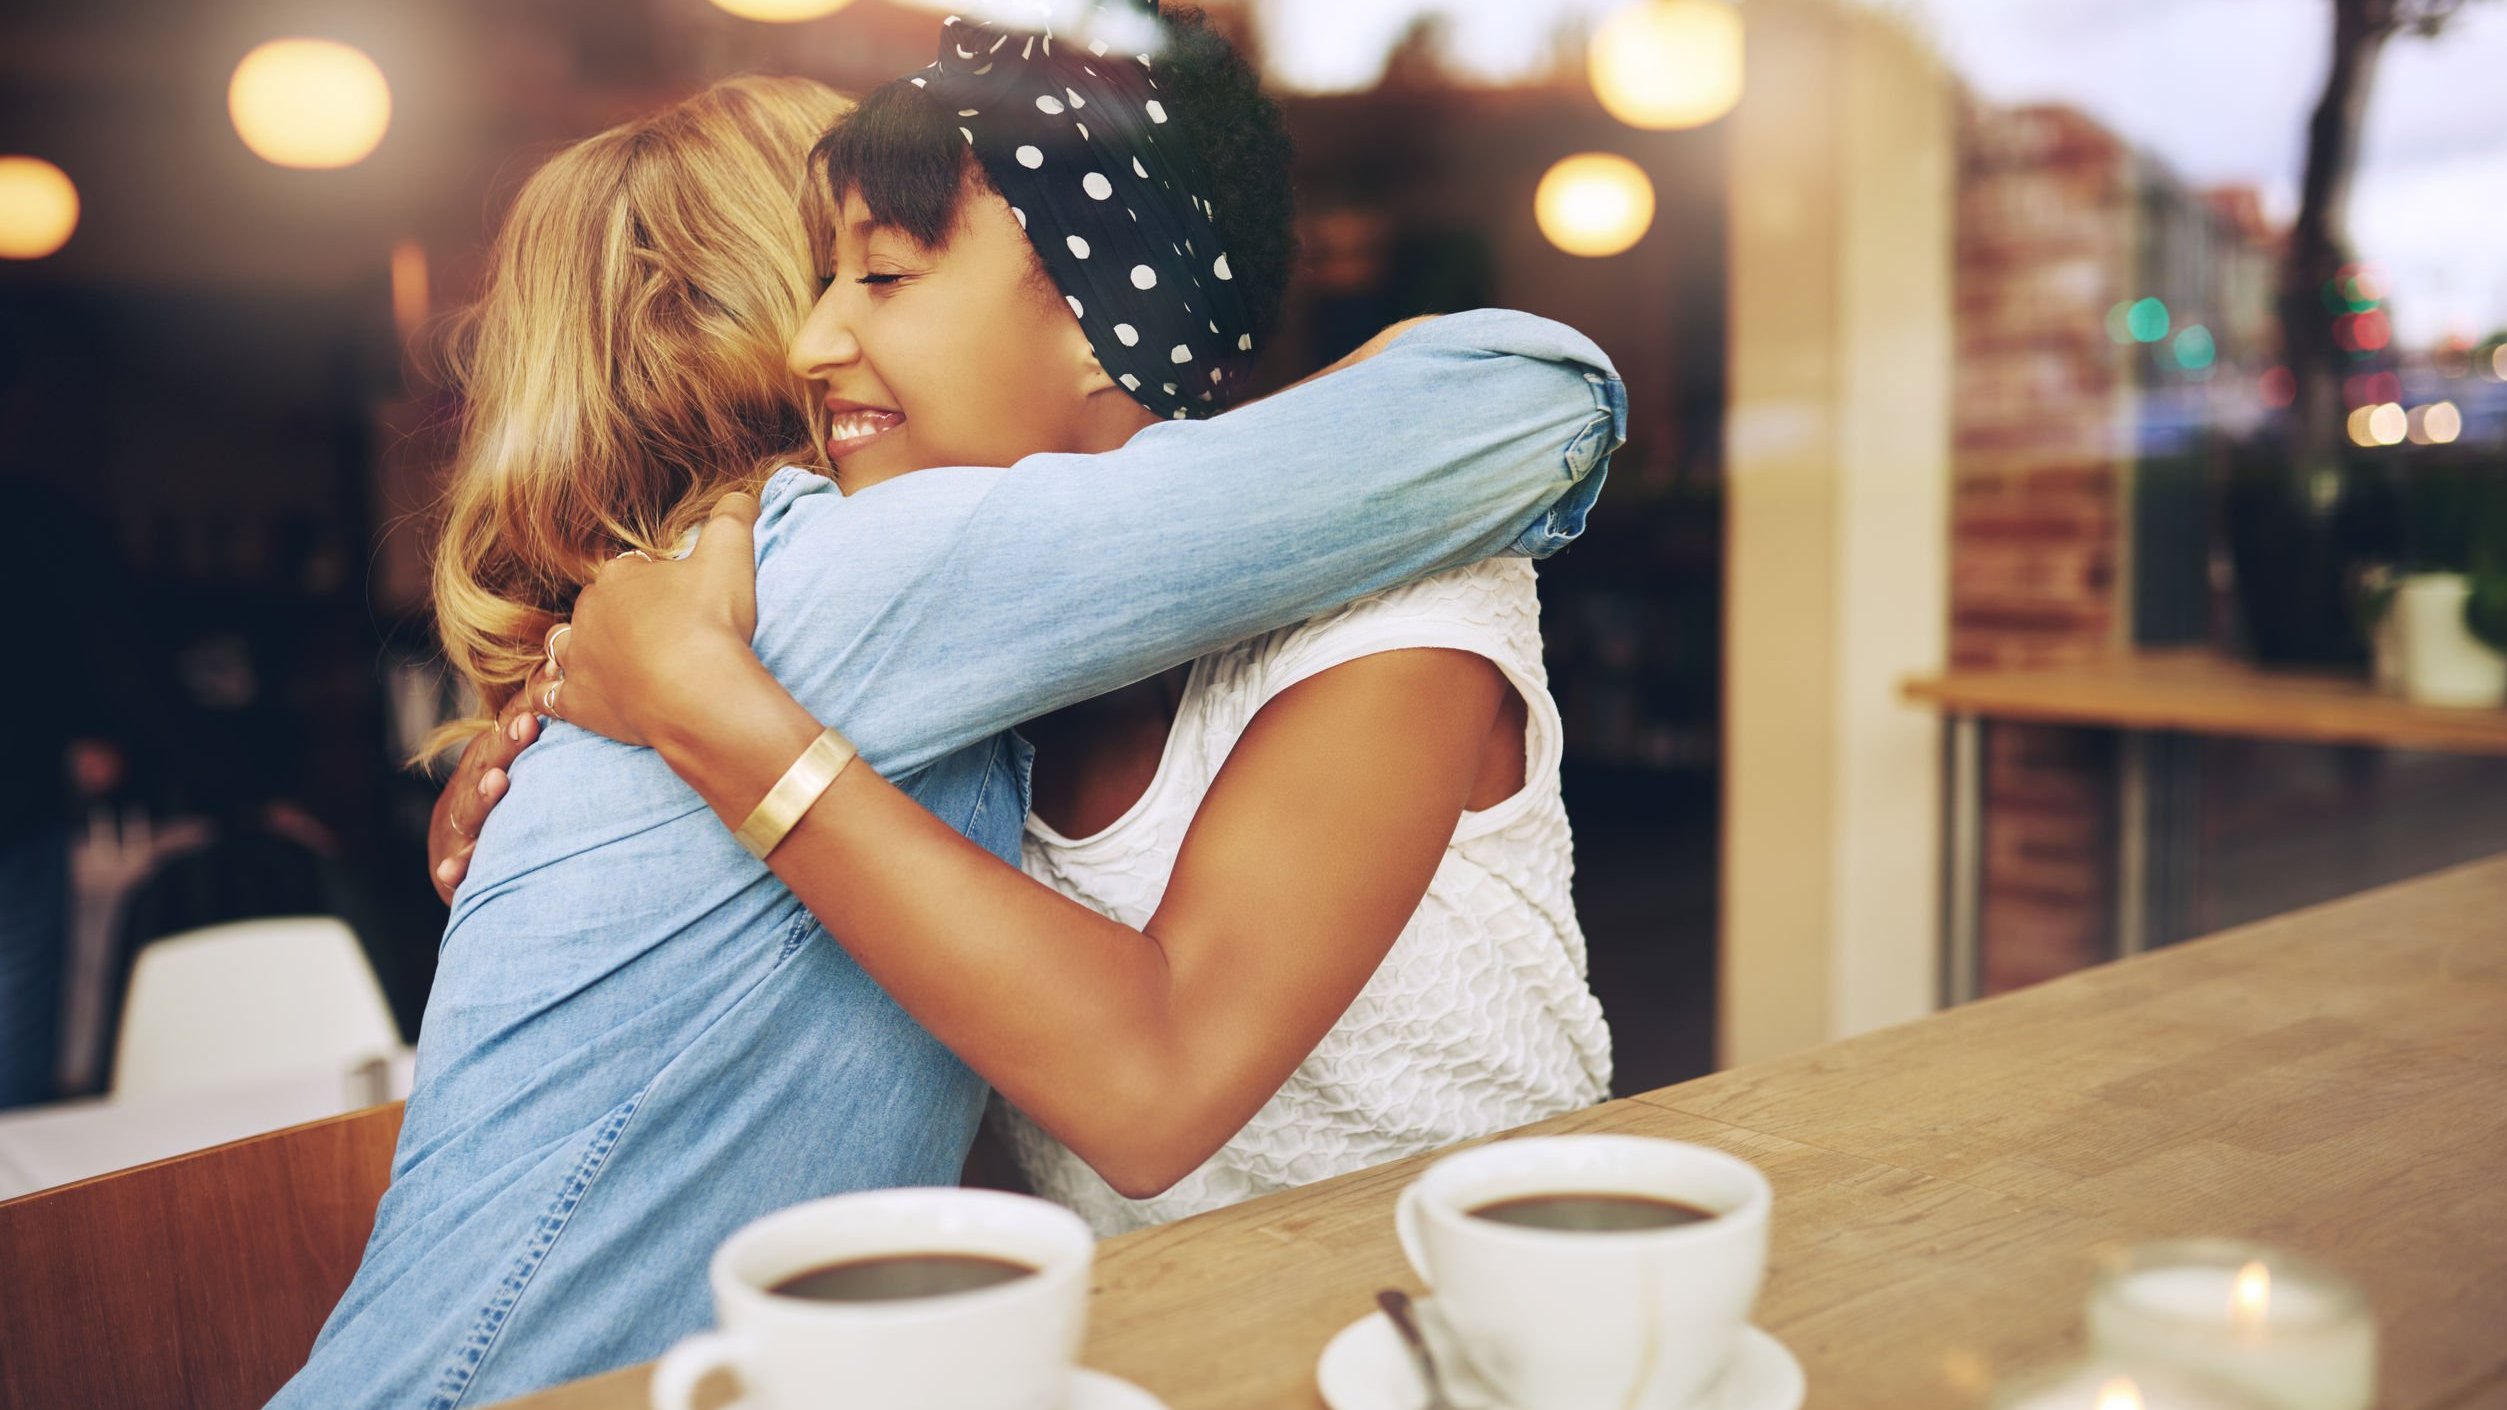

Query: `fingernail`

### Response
(436, 860, 458, 883)
(477, 774, 493, 796)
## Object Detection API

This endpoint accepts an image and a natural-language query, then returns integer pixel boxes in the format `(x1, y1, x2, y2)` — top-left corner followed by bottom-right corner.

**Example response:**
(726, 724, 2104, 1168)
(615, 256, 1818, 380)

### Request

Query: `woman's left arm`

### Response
(541, 518, 1503, 1198)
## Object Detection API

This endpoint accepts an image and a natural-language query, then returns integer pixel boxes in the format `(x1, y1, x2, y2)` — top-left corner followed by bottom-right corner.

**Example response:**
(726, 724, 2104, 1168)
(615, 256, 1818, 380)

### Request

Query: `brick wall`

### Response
(1952, 103, 2136, 993)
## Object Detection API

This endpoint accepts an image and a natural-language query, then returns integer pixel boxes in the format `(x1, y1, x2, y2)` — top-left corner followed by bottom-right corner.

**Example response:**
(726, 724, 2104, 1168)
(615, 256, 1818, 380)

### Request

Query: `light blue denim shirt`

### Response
(274, 310, 1624, 1409)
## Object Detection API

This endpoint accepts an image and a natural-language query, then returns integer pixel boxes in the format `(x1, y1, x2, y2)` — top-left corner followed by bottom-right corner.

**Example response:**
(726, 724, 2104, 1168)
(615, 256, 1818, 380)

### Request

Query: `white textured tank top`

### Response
(993, 557, 1615, 1236)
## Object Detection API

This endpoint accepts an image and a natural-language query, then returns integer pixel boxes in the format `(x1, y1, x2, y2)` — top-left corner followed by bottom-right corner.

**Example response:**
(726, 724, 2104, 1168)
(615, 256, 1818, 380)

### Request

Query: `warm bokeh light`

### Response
(2409, 401, 2463, 446)
(707, 0, 857, 18)
(2096, 1376, 2145, 1410)
(2258, 366, 2295, 407)
(2344, 370, 2402, 408)
(230, 39, 392, 170)
(391, 239, 430, 343)
(2334, 309, 2390, 353)
(2366, 402, 2408, 446)
(1589, 0, 1744, 131)
(1535, 152, 1656, 258)
(0, 156, 79, 260)
(2230, 1260, 2271, 1331)
(2494, 345, 2507, 380)
(2346, 405, 2378, 447)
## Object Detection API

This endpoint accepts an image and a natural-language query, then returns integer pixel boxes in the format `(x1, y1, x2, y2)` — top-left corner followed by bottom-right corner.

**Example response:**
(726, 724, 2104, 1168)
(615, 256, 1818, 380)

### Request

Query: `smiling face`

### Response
(787, 168, 1154, 490)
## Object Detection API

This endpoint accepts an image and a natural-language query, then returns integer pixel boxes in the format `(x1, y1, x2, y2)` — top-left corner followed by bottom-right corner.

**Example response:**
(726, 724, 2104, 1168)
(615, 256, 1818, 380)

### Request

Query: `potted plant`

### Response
(2380, 452, 2507, 707)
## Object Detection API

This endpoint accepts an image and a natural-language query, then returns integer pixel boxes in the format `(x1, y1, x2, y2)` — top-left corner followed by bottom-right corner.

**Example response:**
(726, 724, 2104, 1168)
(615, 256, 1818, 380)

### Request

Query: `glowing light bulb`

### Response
(0, 156, 78, 260)
(707, 0, 857, 19)
(230, 39, 392, 170)
(1589, 0, 1744, 131)
(1535, 153, 1656, 258)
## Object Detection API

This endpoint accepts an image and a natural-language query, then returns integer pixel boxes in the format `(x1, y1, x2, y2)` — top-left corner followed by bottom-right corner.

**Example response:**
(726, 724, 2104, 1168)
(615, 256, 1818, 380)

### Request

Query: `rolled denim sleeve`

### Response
(748, 308, 1623, 778)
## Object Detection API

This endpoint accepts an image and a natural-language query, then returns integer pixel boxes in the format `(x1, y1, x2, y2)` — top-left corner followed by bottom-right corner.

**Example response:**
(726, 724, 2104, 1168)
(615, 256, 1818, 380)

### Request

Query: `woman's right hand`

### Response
(428, 687, 543, 904)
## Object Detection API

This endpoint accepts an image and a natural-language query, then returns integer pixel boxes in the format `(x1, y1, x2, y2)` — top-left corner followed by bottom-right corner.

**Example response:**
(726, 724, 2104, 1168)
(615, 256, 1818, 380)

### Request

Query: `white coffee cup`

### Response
(1395, 1135, 1771, 1410)
(651, 1188, 1094, 1410)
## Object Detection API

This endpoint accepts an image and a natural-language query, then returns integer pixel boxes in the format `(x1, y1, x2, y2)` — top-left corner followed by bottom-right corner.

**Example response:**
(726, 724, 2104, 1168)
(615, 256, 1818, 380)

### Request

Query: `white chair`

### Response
(110, 917, 403, 1100)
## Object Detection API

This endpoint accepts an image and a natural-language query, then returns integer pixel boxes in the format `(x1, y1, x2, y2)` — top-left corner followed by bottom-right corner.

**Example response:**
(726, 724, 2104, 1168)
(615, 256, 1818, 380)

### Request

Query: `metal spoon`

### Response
(1376, 1288, 1459, 1410)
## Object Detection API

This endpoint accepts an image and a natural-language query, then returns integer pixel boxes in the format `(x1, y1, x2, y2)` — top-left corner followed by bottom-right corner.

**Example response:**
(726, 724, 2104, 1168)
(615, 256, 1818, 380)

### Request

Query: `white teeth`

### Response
(829, 411, 898, 443)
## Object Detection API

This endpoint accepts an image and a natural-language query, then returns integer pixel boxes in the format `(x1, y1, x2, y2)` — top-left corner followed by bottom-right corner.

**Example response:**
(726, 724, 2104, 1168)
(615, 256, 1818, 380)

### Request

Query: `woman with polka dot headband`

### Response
(475, 2, 1618, 1232)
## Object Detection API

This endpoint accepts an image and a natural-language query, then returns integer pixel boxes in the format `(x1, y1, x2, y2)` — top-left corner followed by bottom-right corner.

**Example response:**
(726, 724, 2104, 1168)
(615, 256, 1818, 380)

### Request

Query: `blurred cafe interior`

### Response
(2, 0, 2504, 1407)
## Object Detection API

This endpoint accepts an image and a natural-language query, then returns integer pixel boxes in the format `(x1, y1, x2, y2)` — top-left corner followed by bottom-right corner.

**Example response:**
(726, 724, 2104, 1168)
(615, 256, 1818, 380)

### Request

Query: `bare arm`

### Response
(595, 632, 1504, 1198)
(430, 312, 1563, 883)
(532, 496, 1506, 1195)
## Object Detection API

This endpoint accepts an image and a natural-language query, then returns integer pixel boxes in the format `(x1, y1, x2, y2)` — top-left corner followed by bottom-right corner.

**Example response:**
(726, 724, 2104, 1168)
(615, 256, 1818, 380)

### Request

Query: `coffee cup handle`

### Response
(1394, 1185, 1433, 1289)
(650, 1329, 752, 1410)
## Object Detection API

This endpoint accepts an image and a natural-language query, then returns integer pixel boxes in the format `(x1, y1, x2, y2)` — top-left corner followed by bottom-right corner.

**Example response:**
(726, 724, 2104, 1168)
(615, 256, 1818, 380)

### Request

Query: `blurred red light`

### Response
(2259, 366, 2295, 408)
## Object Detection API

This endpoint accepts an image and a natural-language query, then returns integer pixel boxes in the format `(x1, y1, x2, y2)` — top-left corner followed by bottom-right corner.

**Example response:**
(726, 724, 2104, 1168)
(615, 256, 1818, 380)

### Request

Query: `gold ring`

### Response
(615, 548, 655, 562)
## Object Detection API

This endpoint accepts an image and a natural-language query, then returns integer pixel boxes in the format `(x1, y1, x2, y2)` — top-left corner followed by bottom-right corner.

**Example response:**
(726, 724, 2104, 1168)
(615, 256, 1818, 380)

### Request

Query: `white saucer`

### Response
(719, 1367, 1167, 1410)
(1316, 1308, 1802, 1410)
(1067, 1368, 1171, 1409)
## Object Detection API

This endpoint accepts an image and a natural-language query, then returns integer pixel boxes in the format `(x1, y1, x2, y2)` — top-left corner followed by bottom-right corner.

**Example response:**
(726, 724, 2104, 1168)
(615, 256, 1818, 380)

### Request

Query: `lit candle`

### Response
(1991, 1358, 2271, 1410)
(2087, 1242, 2375, 1410)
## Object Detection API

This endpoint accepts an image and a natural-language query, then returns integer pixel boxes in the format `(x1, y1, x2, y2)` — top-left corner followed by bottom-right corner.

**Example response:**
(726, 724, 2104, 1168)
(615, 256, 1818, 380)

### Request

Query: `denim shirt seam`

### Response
(961, 732, 1026, 837)
(427, 1088, 650, 1410)
(429, 902, 818, 1408)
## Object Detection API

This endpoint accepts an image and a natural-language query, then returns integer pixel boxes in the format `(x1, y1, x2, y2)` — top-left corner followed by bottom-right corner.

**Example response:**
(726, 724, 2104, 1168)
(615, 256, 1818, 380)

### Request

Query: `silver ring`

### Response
(615, 548, 655, 562)
(542, 676, 564, 719)
(543, 623, 572, 678)
(447, 810, 471, 840)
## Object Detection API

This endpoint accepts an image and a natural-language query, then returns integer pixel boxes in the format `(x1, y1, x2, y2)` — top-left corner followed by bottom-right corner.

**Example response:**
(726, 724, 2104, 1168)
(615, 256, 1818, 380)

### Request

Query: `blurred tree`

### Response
(2280, 0, 2488, 465)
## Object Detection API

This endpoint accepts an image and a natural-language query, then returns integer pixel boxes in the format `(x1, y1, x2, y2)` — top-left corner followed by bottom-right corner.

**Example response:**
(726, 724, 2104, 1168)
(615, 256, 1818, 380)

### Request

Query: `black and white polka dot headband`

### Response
(911, 4, 1256, 420)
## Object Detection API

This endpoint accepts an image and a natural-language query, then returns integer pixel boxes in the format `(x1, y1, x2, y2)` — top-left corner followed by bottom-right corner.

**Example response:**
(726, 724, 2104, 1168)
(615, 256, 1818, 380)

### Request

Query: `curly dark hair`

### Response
(812, 6, 1297, 348)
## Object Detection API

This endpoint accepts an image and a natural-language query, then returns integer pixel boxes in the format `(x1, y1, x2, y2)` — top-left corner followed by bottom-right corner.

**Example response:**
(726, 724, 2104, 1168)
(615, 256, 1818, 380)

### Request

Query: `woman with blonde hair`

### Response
(423, 72, 843, 761)
(288, 53, 1617, 1410)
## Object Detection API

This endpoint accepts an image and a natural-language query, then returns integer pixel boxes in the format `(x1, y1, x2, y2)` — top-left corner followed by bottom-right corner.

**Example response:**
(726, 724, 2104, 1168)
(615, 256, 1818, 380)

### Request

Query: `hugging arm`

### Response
(549, 309, 1614, 1184)
(611, 624, 1510, 1198)
(742, 308, 1618, 777)
(432, 310, 1618, 884)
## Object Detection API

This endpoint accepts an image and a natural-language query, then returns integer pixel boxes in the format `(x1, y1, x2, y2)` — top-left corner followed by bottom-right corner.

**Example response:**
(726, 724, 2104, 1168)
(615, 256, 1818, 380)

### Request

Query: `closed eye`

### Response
(856, 273, 905, 287)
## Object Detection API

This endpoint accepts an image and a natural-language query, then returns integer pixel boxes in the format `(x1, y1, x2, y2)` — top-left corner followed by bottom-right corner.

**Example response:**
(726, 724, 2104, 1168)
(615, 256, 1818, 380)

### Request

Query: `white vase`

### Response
(2395, 573, 2507, 708)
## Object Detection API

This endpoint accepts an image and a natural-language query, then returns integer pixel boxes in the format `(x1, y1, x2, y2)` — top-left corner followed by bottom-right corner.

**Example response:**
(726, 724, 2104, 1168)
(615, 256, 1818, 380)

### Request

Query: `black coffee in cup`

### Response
(1466, 1192, 1717, 1233)
(768, 1253, 1037, 1303)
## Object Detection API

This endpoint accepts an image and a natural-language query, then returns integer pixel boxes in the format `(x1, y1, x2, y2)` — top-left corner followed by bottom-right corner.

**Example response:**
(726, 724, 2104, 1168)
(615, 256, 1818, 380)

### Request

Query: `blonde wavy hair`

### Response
(421, 74, 849, 763)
